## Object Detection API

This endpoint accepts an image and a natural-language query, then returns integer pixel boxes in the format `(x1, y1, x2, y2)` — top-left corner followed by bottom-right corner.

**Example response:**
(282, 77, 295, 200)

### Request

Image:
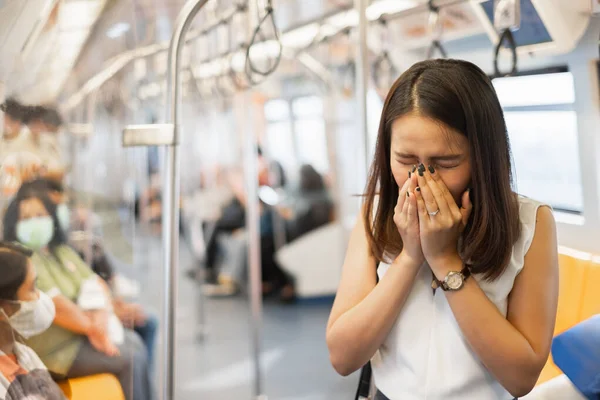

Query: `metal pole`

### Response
(163, 1, 210, 400)
(246, 2, 266, 398)
(242, 93, 266, 400)
(355, 0, 370, 192)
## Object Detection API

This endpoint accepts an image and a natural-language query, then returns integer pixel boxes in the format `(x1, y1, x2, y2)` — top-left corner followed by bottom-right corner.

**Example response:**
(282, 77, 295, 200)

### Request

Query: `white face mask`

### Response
(9, 291, 56, 339)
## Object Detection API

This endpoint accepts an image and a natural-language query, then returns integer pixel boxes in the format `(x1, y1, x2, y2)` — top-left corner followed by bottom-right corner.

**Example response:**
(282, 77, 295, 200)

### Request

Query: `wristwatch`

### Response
(431, 266, 471, 292)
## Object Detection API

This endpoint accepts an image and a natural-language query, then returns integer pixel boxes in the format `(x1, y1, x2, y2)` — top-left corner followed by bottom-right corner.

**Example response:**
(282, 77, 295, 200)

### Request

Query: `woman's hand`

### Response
(414, 164, 472, 277)
(393, 171, 424, 266)
(88, 322, 120, 357)
(114, 300, 146, 329)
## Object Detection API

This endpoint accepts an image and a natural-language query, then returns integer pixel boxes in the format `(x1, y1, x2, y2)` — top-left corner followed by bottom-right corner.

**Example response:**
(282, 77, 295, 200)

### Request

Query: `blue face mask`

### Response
(16, 217, 54, 250)
(56, 203, 70, 232)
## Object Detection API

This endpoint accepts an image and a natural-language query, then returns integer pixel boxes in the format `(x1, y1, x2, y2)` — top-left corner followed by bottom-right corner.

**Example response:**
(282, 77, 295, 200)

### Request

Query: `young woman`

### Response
(0, 241, 66, 400)
(3, 191, 155, 400)
(326, 59, 559, 399)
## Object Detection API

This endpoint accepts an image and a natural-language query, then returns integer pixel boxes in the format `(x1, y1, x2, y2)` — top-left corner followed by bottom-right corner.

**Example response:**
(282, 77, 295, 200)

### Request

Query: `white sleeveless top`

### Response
(371, 196, 546, 400)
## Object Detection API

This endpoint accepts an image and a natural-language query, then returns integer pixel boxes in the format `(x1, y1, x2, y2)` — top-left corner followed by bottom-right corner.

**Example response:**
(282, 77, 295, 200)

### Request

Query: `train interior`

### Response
(0, 0, 599, 399)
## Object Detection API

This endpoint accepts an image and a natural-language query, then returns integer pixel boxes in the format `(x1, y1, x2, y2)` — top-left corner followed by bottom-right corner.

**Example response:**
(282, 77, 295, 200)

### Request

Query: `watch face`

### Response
(446, 273, 463, 290)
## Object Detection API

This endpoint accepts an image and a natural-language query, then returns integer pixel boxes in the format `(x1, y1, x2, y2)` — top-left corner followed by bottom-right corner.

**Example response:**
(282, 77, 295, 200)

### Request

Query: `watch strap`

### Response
(432, 265, 471, 292)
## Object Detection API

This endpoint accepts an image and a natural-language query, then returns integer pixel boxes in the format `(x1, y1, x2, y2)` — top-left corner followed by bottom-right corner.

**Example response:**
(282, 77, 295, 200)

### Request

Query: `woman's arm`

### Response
(52, 295, 93, 335)
(432, 207, 559, 397)
(327, 178, 423, 376)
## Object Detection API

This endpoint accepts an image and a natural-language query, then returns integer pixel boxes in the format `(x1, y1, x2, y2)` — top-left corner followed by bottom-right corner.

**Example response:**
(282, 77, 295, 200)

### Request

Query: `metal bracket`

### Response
(68, 123, 94, 139)
(493, 0, 520, 31)
(122, 123, 176, 147)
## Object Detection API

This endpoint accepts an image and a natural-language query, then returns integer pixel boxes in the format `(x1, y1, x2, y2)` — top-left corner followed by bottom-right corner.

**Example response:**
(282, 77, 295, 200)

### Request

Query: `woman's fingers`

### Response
(396, 174, 412, 213)
(428, 165, 461, 217)
(406, 185, 418, 223)
(414, 186, 429, 228)
(460, 189, 473, 230)
(415, 164, 445, 215)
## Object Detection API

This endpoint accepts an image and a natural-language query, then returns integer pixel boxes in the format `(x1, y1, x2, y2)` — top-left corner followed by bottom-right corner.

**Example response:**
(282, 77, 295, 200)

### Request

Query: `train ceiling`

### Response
(0, 0, 592, 109)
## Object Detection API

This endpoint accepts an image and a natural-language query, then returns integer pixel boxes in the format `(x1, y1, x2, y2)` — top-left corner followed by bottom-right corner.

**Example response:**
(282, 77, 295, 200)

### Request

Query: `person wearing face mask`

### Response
(2, 191, 155, 400)
(0, 241, 66, 400)
(18, 178, 159, 374)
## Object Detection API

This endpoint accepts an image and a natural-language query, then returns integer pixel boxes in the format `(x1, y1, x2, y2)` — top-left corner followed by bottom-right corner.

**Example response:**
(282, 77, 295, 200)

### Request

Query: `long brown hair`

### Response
(363, 59, 520, 281)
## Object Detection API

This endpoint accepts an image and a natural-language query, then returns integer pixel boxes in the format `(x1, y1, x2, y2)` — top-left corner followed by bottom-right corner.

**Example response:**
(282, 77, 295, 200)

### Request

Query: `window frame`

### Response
(491, 65, 584, 215)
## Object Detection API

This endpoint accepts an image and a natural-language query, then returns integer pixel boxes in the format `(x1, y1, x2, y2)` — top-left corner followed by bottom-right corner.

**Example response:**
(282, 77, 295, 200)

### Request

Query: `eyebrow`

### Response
(394, 152, 462, 161)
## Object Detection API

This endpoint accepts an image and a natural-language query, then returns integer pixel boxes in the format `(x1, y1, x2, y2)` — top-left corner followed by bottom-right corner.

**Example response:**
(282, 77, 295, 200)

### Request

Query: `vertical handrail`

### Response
(163, 1, 210, 399)
(245, 2, 266, 398)
(354, 0, 370, 196)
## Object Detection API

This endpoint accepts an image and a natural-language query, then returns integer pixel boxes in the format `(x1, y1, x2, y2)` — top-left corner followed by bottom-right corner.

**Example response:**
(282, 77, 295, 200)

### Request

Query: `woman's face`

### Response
(18, 198, 50, 221)
(0, 261, 37, 318)
(390, 114, 471, 205)
(3, 116, 21, 138)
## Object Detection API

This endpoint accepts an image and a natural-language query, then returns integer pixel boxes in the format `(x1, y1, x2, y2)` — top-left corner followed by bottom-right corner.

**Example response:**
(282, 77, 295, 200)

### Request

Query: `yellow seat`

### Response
(579, 257, 600, 322)
(58, 374, 125, 400)
(536, 248, 599, 386)
(553, 252, 589, 335)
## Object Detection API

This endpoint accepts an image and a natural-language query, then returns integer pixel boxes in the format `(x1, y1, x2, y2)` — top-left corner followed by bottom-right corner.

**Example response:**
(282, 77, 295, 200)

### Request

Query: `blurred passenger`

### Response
(0, 98, 29, 157)
(203, 159, 297, 302)
(195, 150, 268, 282)
(23, 105, 65, 182)
(17, 178, 158, 373)
(3, 191, 155, 400)
(327, 59, 558, 399)
(0, 241, 66, 400)
(282, 164, 333, 242)
(0, 98, 43, 197)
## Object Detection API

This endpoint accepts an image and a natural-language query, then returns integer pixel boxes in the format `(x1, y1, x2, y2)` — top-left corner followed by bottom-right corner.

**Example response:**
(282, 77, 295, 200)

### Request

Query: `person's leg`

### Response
(260, 235, 295, 301)
(67, 331, 154, 400)
(134, 313, 158, 374)
(66, 339, 133, 400)
(123, 329, 155, 400)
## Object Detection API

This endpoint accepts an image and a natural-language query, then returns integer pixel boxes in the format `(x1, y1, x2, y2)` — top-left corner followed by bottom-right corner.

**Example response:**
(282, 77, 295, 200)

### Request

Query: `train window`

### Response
(493, 72, 575, 107)
(292, 96, 323, 117)
(292, 97, 329, 173)
(265, 99, 290, 121)
(294, 119, 329, 173)
(493, 71, 583, 214)
(266, 121, 297, 173)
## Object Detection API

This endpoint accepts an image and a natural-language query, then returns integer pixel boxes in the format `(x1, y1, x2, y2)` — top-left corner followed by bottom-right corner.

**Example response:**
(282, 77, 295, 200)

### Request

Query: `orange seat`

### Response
(536, 248, 599, 386)
(553, 252, 590, 335)
(579, 257, 600, 322)
(58, 374, 124, 400)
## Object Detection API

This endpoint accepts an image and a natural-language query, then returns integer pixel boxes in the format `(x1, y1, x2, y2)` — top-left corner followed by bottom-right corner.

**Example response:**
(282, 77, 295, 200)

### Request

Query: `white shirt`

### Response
(372, 196, 546, 400)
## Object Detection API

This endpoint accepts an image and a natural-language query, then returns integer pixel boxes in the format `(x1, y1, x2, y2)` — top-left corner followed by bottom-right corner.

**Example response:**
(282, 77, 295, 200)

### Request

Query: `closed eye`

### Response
(434, 162, 460, 169)
(396, 159, 417, 166)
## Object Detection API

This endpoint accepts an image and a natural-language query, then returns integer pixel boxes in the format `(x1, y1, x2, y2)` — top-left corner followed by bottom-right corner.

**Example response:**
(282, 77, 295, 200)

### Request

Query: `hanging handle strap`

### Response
(426, 0, 446, 59)
(427, 40, 447, 59)
(493, 28, 518, 77)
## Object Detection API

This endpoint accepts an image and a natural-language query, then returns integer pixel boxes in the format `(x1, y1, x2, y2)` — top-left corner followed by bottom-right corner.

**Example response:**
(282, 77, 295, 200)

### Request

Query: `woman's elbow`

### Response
(508, 380, 537, 399)
(506, 362, 544, 398)
(329, 351, 357, 377)
(326, 332, 360, 377)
